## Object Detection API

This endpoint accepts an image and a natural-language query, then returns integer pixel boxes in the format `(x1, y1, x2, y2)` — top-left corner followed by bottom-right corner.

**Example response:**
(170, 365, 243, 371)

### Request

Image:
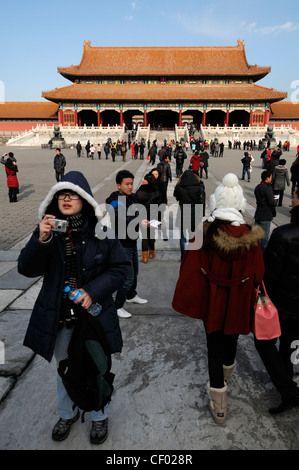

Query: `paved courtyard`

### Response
(0, 143, 298, 451)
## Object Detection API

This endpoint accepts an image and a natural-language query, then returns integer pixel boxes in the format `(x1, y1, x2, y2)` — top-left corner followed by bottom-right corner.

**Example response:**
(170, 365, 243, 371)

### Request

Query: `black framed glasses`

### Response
(56, 192, 80, 200)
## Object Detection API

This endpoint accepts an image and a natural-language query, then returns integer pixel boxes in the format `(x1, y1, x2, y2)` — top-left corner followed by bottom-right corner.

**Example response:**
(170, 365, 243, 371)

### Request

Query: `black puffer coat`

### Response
(264, 204, 299, 319)
(134, 173, 161, 218)
(254, 182, 277, 221)
(18, 171, 130, 362)
(173, 170, 206, 231)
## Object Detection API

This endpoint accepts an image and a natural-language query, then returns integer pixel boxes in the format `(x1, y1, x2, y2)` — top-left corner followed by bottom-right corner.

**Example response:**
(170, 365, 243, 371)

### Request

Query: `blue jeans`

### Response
(242, 167, 251, 181)
(255, 219, 271, 253)
(115, 246, 138, 308)
(53, 326, 109, 421)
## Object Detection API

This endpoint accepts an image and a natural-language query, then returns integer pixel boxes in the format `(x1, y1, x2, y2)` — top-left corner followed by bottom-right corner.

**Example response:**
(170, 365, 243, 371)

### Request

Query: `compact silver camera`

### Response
(49, 218, 67, 232)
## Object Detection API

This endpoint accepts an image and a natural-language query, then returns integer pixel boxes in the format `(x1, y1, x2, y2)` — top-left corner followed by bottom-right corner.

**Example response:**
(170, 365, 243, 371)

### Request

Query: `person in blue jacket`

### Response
(18, 171, 130, 445)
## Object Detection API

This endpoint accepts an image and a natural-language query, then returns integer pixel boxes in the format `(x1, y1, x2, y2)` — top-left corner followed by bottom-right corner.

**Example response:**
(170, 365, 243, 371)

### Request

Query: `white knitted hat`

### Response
(210, 173, 246, 212)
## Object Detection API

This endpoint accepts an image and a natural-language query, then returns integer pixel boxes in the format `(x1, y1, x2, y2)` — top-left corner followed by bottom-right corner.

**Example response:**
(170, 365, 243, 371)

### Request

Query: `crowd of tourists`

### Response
(1, 135, 297, 445)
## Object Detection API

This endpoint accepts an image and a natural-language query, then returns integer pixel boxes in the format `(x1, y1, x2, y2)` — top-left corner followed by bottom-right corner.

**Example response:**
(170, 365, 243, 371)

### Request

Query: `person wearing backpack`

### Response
(18, 171, 130, 445)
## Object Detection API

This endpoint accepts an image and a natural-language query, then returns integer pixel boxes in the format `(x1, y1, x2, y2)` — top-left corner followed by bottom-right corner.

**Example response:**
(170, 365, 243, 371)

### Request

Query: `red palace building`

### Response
(2, 40, 296, 134)
(41, 39, 287, 130)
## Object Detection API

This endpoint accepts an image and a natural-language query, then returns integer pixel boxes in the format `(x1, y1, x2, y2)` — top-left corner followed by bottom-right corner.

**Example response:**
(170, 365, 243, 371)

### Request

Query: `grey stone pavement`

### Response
(0, 143, 298, 452)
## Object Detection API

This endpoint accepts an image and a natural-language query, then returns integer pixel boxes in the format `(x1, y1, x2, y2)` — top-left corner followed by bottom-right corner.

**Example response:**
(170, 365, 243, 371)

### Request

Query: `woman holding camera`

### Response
(18, 171, 130, 444)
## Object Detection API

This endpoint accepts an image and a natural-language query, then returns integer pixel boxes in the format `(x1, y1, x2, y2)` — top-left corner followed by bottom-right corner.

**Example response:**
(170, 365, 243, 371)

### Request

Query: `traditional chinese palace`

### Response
(2, 40, 299, 136)
(40, 40, 287, 130)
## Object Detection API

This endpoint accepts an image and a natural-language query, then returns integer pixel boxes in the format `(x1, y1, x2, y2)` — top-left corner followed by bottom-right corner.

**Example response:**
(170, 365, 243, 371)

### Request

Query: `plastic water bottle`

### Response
(64, 286, 102, 317)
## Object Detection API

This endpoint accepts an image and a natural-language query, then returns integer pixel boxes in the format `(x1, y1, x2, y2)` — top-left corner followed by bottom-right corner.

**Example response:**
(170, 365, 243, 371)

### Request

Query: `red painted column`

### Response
(249, 110, 253, 126)
(97, 110, 101, 127)
(202, 110, 206, 126)
(179, 110, 182, 126)
(225, 110, 229, 126)
(74, 110, 78, 126)
(264, 110, 270, 125)
(144, 110, 147, 127)
(120, 110, 123, 126)
(58, 110, 64, 125)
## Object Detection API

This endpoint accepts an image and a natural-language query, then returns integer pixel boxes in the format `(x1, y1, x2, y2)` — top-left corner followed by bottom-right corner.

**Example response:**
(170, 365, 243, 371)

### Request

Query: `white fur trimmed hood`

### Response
(38, 171, 103, 221)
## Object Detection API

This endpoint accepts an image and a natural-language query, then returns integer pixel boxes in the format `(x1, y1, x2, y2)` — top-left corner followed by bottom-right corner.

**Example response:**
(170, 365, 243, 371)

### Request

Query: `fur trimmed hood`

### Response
(38, 171, 103, 221)
(203, 222, 265, 259)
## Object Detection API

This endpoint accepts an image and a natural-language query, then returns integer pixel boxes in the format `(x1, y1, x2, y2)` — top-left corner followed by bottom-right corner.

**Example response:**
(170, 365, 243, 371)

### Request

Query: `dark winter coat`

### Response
(174, 147, 187, 163)
(200, 151, 209, 168)
(157, 160, 172, 183)
(106, 191, 139, 248)
(172, 223, 265, 335)
(18, 171, 130, 362)
(264, 204, 299, 320)
(53, 153, 66, 173)
(254, 182, 277, 221)
(241, 154, 251, 168)
(134, 174, 160, 218)
(173, 170, 206, 231)
(290, 162, 299, 184)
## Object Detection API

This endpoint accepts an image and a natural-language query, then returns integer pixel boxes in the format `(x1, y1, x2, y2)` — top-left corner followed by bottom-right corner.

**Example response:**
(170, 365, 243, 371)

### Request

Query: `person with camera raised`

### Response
(18, 171, 130, 445)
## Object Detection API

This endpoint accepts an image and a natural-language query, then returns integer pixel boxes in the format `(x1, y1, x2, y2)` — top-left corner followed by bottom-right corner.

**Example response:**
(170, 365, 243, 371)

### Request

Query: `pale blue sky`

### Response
(1, 0, 299, 102)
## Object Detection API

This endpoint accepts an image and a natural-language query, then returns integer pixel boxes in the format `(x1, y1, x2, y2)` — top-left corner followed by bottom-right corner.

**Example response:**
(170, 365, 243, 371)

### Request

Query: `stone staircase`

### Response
(149, 130, 176, 146)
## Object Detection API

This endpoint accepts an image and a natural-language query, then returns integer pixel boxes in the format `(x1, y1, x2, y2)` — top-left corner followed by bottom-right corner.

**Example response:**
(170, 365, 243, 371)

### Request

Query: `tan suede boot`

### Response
(149, 250, 155, 259)
(142, 251, 148, 263)
(223, 361, 236, 385)
(207, 382, 227, 425)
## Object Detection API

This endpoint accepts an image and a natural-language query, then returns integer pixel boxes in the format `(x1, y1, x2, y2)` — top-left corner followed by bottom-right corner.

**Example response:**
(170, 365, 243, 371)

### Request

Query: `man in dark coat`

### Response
(174, 145, 187, 178)
(254, 187, 299, 414)
(241, 151, 252, 182)
(148, 144, 157, 165)
(18, 171, 130, 444)
(157, 155, 172, 204)
(254, 170, 277, 252)
(53, 148, 66, 182)
(199, 151, 209, 179)
(173, 170, 206, 258)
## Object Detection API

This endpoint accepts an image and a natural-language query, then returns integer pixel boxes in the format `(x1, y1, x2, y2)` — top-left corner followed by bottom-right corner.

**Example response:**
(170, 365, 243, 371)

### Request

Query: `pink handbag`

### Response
(253, 281, 281, 340)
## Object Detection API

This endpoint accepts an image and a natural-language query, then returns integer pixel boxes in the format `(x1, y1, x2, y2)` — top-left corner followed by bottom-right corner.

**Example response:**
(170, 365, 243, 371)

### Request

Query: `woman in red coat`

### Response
(190, 152, 203, 175)
(172, 173, 265, 424)
(5, 156, 19, 202)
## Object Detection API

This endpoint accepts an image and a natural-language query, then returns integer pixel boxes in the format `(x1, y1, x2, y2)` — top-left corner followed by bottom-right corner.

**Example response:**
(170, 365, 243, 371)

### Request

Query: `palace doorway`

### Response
(78, 110, 97, 126)
(101, 110, 120, 126)
(206, 110, 226, 127)
(182, 110, 203, 127)
(147, 110, 178, 129)
(229, 110, 250, 127)
(123, 110, 143, 129)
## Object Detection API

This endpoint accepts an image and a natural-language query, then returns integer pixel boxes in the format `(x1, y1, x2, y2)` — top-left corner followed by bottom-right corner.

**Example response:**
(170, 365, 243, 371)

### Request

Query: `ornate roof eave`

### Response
(57, 41, 271, 83)
(42, 83, 287, 105)
(58, 71, 270, 83)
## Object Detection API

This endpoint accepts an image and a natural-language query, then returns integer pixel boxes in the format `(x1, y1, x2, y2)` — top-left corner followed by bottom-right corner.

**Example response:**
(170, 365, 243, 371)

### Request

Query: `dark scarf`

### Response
(59, 213, 84, 327)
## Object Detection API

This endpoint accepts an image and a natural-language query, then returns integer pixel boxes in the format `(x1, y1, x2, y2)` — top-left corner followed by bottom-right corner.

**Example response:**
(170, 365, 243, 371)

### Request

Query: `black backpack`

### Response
(58, 309, 114, 421)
